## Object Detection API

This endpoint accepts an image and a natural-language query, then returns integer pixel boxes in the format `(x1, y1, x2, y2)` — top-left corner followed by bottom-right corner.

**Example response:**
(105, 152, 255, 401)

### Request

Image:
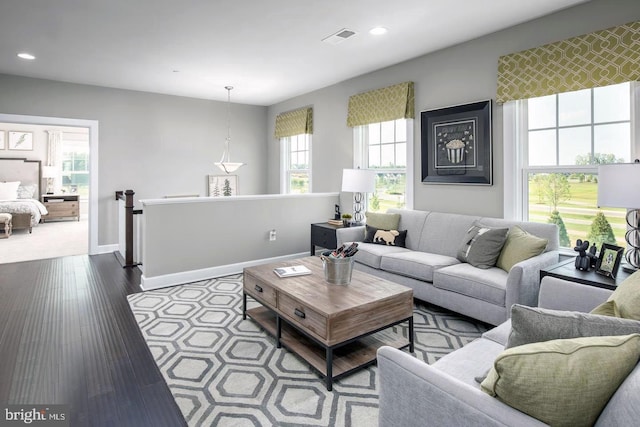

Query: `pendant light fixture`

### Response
(214, 86, 245, 174)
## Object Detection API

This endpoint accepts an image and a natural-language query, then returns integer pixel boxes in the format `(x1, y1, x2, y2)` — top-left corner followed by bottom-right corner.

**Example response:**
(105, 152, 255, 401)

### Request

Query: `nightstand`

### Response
(540, 258, 632, 291)
(310, 222, 341, 255)
(42, 194, 80, 222)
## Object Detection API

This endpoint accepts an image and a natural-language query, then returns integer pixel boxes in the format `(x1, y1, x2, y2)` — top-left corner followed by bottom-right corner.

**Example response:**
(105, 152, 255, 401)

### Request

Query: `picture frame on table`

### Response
(595, 243, 624, 279)
(8, 131, 34, 151)
(420, 100, 492, 185)
(208, 175, 238, 197)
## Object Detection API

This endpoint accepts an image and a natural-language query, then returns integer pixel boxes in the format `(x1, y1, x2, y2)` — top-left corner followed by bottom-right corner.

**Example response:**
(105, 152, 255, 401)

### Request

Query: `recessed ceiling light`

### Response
(369, 27, 388, 35)
(17, 52, 36, 60)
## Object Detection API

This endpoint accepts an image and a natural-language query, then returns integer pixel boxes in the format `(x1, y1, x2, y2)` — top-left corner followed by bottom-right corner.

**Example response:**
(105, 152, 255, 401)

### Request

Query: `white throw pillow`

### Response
(0, 181, 20, 200)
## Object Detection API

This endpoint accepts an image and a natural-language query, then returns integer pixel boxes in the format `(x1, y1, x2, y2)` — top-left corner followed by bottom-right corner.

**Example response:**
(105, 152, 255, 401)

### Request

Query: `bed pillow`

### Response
(363, 225, 407, 247)
(0, 181, 20, 200)
(481, 334, 640, 427)
(17, 184, 37, 199)
(456, 221, 508, 269)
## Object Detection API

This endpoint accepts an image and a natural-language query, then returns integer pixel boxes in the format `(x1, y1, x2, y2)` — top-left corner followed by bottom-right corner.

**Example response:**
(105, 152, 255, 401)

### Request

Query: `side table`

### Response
(310, 222, 340, 255)
(540, 258, 632, 291)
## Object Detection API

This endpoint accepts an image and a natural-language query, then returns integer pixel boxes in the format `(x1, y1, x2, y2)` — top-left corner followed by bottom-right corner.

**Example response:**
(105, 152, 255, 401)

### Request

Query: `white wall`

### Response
(267, 0, 640, 218)
(139, 193, 339, 289)
(0, 75, 268, 247)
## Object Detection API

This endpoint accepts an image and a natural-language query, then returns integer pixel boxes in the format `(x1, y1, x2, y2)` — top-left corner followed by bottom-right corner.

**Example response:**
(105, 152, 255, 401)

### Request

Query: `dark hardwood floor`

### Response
(0, 254, 186, 427)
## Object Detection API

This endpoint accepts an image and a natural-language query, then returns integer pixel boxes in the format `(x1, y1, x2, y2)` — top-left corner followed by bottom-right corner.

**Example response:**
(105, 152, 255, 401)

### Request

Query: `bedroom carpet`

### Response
(0, 217, 87, 263)
(128, 275, 489, 427)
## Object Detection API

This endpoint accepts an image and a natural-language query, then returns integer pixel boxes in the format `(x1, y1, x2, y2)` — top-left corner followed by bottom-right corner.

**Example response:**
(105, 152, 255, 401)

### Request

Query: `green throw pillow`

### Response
(364, 211, 400, 231)
(456, 222, 508, 269)
(507, 304, 640, 349)
(496, 226, 548, 272)
(481, 334, 640, 427)
(591, 270, 640, 320)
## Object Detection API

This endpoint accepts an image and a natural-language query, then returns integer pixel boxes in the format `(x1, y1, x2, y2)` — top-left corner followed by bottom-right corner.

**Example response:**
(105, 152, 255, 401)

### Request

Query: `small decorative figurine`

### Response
(574, 239, 593, 271)
(589, 243, 598, 268)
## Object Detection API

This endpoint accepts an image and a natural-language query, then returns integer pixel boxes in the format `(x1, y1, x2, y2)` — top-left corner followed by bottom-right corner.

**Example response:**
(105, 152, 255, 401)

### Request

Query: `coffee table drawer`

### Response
(279, 293, 327, 339)
(244, 275, 277, 307)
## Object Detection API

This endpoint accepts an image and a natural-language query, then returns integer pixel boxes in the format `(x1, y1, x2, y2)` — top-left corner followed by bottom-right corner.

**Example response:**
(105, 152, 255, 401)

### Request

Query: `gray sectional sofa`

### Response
(336, 209, 559, 325)
(377, 276, 640, 426)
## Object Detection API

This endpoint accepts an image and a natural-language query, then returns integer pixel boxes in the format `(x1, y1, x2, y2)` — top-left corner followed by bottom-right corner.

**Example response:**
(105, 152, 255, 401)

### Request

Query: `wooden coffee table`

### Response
(243, 256, 414, 391)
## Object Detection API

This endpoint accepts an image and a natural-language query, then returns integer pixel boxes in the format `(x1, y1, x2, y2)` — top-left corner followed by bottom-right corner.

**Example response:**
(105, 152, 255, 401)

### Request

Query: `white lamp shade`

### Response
(42, 166, 57, 178)
(597, 163, 640, 209)
(341, 169, 376, 193)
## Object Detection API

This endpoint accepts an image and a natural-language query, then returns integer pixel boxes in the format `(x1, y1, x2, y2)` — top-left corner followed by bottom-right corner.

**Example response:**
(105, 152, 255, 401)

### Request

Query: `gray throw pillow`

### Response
(456, 222, 508, 269)
(506, 304, 640, 349)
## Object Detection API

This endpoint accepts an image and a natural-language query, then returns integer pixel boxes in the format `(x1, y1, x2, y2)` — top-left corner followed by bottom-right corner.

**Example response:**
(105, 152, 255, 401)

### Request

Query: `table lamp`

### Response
(42, 166, 57, 194)
(341, 168, 376, 225)
(597, 162, 640, 272)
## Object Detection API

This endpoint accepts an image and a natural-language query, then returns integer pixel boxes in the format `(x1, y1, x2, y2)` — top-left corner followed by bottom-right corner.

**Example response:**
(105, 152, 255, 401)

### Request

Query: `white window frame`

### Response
(280, 133, 312, 194)
(353, 118, 414, 211)
(504, 81, 640, 225)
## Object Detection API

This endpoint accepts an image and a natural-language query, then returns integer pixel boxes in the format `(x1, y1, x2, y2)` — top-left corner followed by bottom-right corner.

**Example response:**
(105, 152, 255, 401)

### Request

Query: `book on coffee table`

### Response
(273, 265, 312, 278)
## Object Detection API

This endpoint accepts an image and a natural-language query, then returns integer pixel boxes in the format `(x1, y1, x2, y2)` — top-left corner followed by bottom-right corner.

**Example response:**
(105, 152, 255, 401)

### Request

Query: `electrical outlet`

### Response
(269, 229, 277, 241)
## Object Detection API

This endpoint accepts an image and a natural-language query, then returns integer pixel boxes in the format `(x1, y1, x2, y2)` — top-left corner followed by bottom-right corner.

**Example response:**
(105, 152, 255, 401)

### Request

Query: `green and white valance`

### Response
(274, 107, 313, 138)
(347, 81, 415, 127)
(497, 21, 640, 104)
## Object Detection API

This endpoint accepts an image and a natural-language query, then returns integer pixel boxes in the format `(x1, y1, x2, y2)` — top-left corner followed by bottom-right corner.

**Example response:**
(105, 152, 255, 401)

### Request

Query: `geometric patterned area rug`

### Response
(127, 274, 489, 427)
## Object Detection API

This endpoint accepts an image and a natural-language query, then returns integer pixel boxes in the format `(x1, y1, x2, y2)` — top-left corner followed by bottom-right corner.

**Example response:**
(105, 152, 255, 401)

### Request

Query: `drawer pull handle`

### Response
(254, 285, 263, 293)
(294, 308, 306, 319)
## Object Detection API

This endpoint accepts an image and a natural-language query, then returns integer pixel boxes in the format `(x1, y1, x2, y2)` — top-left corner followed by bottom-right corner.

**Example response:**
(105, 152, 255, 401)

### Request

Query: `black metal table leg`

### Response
(242, 292, 247, 320)
(276, 316, 282, 349)
(326, 347, 333, 391)
(409, 316, 415, 353)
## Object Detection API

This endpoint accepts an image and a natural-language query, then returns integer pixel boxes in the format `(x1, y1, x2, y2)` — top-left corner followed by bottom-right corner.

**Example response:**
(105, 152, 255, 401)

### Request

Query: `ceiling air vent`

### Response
(322, 28, 357, 45)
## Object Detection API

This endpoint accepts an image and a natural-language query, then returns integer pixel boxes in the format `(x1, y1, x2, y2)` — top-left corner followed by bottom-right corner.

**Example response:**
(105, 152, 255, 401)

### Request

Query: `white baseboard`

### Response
(95, 244, 119, 255)
(140, 252, 309, 291)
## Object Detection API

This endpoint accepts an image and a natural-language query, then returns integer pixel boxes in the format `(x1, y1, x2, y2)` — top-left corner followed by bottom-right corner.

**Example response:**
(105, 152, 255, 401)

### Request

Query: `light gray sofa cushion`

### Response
(456, 221, 509, 269)
(506, 304, 640, 349)
(433, 263, 508, 306)
(387, 208, 428, 251)
(352, 242, 410, 269)
(380, 251, 459, 282)
(482, 320, 511, 346)
(597, 362, 640, 425)
(418, 212, 478, 257)
(432, 338, 504, 388)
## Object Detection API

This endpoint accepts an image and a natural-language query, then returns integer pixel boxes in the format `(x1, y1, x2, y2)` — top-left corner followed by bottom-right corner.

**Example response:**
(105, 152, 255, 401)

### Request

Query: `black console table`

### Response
(540, 258, 633, 291)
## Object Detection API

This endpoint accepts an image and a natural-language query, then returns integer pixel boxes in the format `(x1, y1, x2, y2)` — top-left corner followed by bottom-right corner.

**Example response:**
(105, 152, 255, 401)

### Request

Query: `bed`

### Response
(0, 158, 48, 233)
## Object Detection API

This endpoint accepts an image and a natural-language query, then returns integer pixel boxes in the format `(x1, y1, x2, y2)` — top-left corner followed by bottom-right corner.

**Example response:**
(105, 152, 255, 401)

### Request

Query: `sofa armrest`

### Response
(538, 276, 611, 312)
(505, 251, 559, 310)
(335, 225, 365, 247)
(377, 347, 546, 427)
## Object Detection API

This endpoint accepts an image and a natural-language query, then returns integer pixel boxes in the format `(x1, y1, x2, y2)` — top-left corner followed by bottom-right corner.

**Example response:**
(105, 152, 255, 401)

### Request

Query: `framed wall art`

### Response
(208, 175, 238, 197)
(8, 131, 34, 151)
(0, 131, 5, 150)
(595, 243, 623, 279)
(420, 100, 492, 185)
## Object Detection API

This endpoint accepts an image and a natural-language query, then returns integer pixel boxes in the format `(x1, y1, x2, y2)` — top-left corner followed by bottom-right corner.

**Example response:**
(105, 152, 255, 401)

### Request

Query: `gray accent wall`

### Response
(0, 74, 268, 246)
(266, 0, 640, 218)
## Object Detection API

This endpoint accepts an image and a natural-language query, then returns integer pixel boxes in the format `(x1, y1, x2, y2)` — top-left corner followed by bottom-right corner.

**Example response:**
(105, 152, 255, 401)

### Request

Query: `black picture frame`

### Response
(595, 243, 624, 279)
(420, 100, 492, 185)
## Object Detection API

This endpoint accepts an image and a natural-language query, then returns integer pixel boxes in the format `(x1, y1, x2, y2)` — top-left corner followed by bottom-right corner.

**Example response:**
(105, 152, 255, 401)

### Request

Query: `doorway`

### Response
(0, 113, 99, 263)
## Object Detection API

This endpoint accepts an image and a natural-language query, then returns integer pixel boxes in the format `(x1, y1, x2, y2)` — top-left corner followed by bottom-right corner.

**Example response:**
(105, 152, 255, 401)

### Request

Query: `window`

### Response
(355, 118, 413, 212)
(508, 82, 638, 249)
(61, 139, 90, 196)
(281, 133, 311, 194)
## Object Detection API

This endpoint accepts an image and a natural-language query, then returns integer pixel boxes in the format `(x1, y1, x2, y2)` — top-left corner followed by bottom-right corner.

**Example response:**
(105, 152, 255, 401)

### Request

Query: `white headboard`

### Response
(0, 157, 42, 199)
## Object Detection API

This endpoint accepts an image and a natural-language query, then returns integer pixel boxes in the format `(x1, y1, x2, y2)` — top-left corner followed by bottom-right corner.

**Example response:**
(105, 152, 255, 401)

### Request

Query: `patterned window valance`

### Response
(497, 21, 640, 104)
(274, 107, 313, 138)
(347, 81, 415, 127)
